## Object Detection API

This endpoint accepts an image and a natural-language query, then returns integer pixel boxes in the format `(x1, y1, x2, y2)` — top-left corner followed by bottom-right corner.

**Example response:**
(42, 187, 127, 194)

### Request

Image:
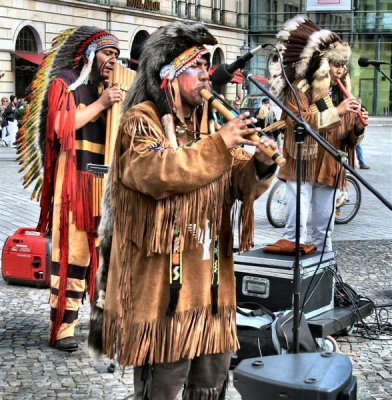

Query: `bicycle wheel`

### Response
(266, 180, 287, 228)
(335, 175, 361, 224)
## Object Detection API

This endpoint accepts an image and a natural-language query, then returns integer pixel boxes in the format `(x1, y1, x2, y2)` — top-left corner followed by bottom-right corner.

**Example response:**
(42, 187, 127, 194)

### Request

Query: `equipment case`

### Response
(2, 227, 51, 288)
(234, 249, 335, 318)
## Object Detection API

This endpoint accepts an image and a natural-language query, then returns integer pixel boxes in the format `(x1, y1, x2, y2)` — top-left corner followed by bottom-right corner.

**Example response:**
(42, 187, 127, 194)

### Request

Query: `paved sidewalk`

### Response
(0, 121, 391, 399)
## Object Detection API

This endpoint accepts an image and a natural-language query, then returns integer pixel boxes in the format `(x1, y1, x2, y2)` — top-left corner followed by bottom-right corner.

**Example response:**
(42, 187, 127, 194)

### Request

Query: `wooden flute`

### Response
(335, 78, 368, 126)
(200, 89, 286, 167)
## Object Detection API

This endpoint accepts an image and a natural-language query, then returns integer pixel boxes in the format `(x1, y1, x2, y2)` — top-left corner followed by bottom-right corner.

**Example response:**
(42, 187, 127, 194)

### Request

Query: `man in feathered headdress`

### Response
(267, 15, 368, 253)
(18, 26, 123, 352)
(92, 21, 278, 398)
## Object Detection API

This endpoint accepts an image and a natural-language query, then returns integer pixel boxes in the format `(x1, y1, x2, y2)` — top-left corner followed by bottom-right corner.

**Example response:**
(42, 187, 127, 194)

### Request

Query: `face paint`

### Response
(177, 58, 210, 111)
(182, 69, 205, 77)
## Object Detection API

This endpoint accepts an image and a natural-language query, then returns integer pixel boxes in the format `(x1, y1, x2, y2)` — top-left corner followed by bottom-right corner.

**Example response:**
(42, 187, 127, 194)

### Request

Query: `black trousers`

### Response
(133, 352, 231, 400)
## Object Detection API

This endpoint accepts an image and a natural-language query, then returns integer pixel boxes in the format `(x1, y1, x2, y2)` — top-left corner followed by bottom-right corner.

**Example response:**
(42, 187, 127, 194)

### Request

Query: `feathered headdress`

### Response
(122, 21, 218, 148)
(269, 15, 351, 102)
(17, 26, 119, 199)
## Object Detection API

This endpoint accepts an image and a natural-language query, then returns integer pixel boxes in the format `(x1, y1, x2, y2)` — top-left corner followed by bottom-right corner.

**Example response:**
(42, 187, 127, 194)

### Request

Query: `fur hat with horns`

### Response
(269, 15, 351, 103)
(122, 21, 218, 148)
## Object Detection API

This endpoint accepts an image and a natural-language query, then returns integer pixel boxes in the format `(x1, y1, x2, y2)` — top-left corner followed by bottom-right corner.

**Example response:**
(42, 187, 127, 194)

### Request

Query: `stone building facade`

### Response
(0, 0, 249, 99)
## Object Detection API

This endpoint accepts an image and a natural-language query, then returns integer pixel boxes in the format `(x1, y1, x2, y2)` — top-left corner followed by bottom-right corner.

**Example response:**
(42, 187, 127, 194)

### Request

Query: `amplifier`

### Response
(234, 249, 335, 318)
(234, 353, 357, 400)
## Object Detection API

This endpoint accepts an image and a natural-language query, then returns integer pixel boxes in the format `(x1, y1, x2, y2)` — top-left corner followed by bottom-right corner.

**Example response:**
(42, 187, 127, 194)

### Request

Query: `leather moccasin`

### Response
(55, 337, 78, 352)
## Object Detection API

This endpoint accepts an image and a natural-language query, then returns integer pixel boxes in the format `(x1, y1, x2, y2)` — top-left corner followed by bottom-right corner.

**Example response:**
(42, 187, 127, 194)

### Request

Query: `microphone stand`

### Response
(242, 70, 392, 354)
(374, 65, 392, 84)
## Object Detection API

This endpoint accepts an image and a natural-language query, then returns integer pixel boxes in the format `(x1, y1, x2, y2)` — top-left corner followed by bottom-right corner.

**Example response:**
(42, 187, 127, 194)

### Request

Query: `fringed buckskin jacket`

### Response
(102, 101, 275, 367)
(278, 79, 365, 189)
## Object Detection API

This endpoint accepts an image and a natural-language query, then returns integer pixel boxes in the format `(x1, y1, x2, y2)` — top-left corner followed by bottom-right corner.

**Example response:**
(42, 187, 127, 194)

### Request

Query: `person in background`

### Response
(18, 26, 123, 352)
(16, 98, 28, 128)
(355, 143, 370, 169)
(3, 95, 18, 147)
(232, 99, 241, 113)
(256, 97, 276, 129)
(267, 16, 368, 253)
(1, 97, 9, 146)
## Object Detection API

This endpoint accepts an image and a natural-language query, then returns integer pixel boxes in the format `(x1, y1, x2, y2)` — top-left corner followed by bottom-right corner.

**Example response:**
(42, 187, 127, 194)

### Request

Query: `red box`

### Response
(2, 227, 51, 288)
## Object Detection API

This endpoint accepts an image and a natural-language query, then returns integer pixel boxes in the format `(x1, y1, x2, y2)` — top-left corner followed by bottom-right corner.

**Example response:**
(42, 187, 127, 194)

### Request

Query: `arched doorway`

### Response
(129, 30, 149, 70)
(212, 48, 223, 66)
(14, 26, 41, 98)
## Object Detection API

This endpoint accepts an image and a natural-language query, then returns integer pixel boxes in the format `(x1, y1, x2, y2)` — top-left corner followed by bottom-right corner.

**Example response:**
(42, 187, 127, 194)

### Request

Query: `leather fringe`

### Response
(103, 305, 238, 367)
(182, 374, 228, 399)
(112, 175, 231, 256)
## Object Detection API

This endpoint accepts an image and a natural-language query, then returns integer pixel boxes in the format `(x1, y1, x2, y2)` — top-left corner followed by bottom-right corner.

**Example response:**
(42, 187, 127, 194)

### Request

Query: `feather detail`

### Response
(17, 26, 112, 201)
(68, 49, 95, 91)
(269, 15, 350, 102)
(17, 27, 77, 201)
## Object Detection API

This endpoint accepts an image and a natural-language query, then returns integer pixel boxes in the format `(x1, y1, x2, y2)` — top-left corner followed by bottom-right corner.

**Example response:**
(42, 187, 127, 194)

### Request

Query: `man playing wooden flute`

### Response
(18, 26, 123, 352)
(266, 16, 368, 254)
(90, 21, 278, 399)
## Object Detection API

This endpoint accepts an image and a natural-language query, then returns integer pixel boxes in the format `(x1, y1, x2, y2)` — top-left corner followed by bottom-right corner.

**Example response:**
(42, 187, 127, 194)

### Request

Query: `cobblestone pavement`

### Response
(0, 119, 391, 399)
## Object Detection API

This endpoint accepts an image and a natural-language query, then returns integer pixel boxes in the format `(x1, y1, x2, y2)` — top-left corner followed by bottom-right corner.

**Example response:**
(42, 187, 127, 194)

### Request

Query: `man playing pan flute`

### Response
(18, 26, 123, 352)
(90, 21, 278, 399)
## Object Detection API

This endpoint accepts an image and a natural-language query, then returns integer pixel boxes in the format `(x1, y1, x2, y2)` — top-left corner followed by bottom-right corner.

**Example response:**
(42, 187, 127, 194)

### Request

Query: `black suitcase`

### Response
(2, 227, 51, 288)
(234, 353, 357, 399)
(234, 250, 335, 318)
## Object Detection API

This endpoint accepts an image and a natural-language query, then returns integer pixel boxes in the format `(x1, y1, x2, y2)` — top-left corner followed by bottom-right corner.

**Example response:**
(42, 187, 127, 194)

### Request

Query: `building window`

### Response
(16, 26, 37, 52)
(173, 0, 179, 15)
(212, 0, 222, 23)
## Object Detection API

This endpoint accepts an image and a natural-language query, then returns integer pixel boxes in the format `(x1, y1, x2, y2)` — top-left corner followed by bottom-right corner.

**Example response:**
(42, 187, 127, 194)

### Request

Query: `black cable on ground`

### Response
(328, 266, 392, 340)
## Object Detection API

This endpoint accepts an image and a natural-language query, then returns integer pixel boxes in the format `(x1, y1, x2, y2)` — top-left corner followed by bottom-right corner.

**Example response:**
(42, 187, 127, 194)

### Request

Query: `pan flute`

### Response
(92, 63, 136, 216)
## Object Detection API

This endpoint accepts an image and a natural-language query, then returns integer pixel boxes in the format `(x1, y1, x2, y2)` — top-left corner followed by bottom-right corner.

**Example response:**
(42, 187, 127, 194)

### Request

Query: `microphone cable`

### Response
(260, 44, 391, 341)
(262, 43, 304, 121)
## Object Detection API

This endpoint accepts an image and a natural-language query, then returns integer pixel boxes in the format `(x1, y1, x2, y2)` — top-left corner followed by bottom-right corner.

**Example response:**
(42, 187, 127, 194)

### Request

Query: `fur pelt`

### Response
(122, 21, 217, 113)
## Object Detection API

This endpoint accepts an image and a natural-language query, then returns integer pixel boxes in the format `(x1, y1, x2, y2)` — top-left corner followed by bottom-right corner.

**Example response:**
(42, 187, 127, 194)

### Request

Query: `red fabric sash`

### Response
(38, 78, 98, 345)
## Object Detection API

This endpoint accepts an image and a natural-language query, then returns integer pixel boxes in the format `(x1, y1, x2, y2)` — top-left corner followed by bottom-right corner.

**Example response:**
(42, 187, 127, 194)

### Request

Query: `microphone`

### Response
(358, 57, 390, 67)
(211, 45, 263, 87)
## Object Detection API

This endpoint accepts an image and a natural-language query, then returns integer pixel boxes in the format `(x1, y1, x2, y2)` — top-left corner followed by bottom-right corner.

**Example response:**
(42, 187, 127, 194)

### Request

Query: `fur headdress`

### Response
(17, 26, 119, 199)
(269, 15, 351, 102)
(122, 21, 217, 148)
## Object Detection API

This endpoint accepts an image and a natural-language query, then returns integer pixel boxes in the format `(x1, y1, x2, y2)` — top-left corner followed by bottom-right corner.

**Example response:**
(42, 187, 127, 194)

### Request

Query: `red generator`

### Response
(2, 227, 51, 288)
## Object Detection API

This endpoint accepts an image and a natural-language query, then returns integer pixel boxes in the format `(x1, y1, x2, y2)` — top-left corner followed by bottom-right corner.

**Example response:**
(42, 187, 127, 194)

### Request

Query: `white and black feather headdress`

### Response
(269, 15, 351, 102)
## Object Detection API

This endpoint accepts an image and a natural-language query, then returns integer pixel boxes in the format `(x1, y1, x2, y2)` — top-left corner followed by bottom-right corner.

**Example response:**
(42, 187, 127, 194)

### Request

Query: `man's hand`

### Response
(360, 108, 369, 123)
(72, 86, 123, 132)
(336, 98, 362, 116)
(255, 136, 279, 166)
(218, 112, 260, 149)
(98, 86, 123, 110)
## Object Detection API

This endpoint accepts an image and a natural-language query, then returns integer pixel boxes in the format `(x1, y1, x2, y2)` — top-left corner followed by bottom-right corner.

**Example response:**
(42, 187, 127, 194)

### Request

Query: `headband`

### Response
(160, 45, 209, 83)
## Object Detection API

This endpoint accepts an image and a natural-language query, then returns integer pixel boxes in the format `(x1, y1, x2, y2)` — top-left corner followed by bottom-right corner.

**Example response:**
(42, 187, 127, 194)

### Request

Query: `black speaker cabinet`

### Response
(234, 353, 357, 400)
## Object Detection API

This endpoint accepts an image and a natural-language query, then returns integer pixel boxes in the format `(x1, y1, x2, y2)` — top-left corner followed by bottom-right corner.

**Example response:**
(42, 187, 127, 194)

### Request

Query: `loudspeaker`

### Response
(234, 353, 357, 399)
